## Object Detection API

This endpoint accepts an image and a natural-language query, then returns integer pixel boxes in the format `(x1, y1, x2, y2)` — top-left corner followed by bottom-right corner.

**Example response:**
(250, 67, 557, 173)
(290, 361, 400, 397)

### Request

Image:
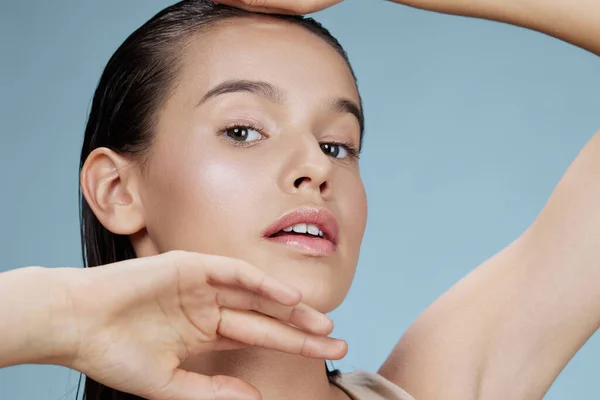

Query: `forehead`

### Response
(175, 16, 359, 106)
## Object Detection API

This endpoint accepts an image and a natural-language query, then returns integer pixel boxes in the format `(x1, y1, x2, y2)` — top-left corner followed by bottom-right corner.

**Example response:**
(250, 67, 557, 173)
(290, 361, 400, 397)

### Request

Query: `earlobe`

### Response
(80, 148, 145, 235)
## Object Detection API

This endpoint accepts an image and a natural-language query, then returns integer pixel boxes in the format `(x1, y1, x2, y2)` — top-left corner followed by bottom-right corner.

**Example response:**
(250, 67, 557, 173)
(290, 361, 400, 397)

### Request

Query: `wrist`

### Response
(0, 266, 82, 368)
(38, 266, 86, 368)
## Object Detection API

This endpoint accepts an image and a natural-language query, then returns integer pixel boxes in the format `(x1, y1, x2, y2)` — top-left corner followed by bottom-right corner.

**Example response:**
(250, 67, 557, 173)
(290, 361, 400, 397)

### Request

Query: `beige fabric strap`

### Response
(331, 370, 417, 400)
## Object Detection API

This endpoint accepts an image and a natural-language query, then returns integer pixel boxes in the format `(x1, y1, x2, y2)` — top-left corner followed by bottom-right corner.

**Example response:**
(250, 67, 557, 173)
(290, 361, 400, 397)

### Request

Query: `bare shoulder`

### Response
(378, 131, 600, 400)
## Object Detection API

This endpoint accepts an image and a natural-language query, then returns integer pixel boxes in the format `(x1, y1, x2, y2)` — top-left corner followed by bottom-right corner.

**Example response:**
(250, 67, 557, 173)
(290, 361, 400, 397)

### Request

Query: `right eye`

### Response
(224, 125, 264, 143)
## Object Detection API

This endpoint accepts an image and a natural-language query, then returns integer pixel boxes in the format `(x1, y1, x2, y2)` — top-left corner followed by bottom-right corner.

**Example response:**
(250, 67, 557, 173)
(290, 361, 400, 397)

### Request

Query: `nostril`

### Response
(294, 177, 330, 192)
(294, 177, 308, 188)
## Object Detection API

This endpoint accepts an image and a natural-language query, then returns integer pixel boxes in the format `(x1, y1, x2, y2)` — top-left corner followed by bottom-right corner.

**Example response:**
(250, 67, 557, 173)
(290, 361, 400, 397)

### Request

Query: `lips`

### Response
(263, 207, 339, 256)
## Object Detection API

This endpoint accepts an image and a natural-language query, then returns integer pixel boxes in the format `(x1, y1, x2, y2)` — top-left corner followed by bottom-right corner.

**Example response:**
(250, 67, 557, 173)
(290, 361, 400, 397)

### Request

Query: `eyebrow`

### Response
(198, 79, 284, 106)
(329, 98, 363, 135)
(197, 79, 364, 136)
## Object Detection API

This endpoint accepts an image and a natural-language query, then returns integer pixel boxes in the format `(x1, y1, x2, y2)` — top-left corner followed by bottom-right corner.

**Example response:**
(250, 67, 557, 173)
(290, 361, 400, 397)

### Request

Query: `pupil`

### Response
(321, 143, 339, 157)
(230, 127, 247, 141)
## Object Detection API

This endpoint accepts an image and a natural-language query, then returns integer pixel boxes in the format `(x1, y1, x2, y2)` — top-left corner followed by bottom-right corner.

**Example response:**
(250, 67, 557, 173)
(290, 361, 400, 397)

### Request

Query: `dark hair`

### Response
(77, 1, 362, 398)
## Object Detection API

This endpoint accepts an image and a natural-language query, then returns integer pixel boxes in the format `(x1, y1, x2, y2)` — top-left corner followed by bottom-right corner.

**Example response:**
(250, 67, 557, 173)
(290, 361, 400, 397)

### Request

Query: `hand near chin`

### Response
(214, 0, 344, 15)
(65, 251, 345, 400)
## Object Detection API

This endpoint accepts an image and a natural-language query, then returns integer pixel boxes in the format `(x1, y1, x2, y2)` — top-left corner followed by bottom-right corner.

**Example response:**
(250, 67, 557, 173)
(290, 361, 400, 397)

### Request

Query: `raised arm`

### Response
(379, 129, 600, 400)
(388, 0, 600, 56)
(218, 0, 600, 56)
(374, 1, 600, 399)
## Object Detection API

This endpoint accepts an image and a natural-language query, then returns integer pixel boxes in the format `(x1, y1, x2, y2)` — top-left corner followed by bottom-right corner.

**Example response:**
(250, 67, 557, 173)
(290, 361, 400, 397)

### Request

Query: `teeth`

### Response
(292, 223, 307, 234)
(281, 223, 323, 237)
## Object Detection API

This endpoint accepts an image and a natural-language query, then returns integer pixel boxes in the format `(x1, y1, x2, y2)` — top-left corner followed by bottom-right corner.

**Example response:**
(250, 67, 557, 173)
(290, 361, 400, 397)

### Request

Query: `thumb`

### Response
(151, 369, 262, 400)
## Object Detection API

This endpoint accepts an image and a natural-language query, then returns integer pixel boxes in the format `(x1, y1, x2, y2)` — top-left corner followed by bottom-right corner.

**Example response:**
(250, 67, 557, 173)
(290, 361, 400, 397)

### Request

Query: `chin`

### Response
(267, 260, 352, 313)
(206, 241, 355, 312)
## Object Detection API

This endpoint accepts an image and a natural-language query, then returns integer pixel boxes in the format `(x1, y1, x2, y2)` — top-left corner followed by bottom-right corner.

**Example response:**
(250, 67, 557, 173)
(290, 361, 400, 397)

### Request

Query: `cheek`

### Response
(142, 149, 270, 253)
(339, 173, 368, 246)
(193, 160, 257, 211)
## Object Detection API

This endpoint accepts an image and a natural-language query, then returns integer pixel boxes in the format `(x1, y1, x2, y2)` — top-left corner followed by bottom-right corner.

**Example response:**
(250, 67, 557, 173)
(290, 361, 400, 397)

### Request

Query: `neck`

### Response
(179, 348, 347, 400)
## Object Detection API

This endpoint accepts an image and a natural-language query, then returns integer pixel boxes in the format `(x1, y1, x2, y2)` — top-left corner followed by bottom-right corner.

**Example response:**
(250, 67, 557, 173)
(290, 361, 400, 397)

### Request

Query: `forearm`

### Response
(390, 0, 600, 56)
(0, 266, 79, 368)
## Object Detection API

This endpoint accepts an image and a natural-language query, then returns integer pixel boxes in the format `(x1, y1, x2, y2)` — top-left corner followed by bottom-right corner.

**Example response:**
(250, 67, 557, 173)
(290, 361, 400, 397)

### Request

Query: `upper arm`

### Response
(379, 131, 600, 400)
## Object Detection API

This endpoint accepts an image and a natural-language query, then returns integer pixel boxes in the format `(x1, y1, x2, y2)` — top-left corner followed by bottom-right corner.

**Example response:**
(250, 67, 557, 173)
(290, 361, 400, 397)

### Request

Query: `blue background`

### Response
(1, 0, 599, 399)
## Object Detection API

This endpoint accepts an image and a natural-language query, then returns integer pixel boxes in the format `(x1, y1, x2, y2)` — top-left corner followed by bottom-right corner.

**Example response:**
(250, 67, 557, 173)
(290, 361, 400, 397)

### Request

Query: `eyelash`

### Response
(217, 123, 266, 147)
(326, 140, 360, 161)
(218, 124, 360, 161)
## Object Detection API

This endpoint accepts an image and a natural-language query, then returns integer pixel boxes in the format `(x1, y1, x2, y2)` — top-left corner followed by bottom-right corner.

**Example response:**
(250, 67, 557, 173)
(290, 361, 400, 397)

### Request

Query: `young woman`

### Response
(1, 1, 598, 399)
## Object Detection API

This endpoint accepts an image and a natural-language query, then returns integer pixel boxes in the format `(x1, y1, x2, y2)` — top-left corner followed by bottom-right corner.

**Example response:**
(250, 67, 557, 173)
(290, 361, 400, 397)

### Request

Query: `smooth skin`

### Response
(77, 14, 366, 400)
(214, 0, 600, 400)
(0, 252, 345, 400)
(1, 1, 599, 400)
(6, 9, 367, 400)
(217, 0, 600, 55)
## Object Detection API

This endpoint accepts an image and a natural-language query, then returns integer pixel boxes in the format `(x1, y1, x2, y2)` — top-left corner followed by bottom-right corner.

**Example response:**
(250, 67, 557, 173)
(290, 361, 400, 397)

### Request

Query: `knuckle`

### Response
(251, 291, 262, 311)
(168, 250, 209, 275)
(255, 273, 268, 294)
(214, 307, 227, 337)
(285, 305, 295, 323)
(211, 375, 226, 399)
(245, 0, 268, 6)
(233, 262, 246, 286)
(164, 250, 195, 265)
(258, 328, 271, 347)
(215, 288, 225, 307)
(165, 249, 187, 259)
(300, 335, 310, 357)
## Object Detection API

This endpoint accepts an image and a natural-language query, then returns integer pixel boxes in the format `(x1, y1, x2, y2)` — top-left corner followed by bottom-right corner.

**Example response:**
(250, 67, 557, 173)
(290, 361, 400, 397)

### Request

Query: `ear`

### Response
(80, 148, 145, 235)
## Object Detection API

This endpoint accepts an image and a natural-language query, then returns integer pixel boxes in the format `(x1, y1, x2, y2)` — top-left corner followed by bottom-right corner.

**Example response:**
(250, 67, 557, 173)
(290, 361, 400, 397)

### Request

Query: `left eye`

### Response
(320, 143, 349, 159)
(225, 126, 263, 142)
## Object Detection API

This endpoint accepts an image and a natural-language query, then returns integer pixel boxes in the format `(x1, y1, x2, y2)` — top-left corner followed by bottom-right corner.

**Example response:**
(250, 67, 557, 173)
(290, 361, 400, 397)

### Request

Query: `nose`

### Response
(279, 134, 333, 200)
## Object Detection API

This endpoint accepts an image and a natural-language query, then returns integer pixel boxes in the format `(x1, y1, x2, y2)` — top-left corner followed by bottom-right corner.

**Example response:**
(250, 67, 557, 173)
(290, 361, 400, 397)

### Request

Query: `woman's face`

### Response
(136, 17, 367, 312)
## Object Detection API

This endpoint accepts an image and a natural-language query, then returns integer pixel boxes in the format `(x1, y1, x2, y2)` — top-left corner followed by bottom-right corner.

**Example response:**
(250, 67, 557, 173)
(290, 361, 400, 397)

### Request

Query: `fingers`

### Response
(213, 336, 250, 352)
(207, 255, 303, 306)
(151, 369, 261, 400)
(213, 0, 343, 14)
(215, 285, 334, 335)
(176, 252, 302, 306)
(168, 252, 343, 357)
(218, 308, 348, 360)
(214, 0, 297, 14)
